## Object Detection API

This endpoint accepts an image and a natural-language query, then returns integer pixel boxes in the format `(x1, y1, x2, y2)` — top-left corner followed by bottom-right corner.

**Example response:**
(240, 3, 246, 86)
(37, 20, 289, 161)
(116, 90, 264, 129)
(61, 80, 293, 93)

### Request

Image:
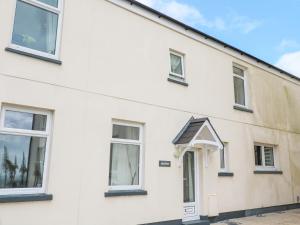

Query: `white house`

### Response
(0, 0, 299, 224)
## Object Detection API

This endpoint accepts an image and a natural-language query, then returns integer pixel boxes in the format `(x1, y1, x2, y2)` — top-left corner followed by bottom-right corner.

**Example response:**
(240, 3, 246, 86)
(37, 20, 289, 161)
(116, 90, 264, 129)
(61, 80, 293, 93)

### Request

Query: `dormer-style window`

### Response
(10, 0, 63, 60)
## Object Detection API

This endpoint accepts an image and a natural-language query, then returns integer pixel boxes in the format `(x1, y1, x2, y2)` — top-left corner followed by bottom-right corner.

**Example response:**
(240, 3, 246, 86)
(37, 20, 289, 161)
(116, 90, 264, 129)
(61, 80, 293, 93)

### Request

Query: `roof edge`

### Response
(123, 0, 300, 82)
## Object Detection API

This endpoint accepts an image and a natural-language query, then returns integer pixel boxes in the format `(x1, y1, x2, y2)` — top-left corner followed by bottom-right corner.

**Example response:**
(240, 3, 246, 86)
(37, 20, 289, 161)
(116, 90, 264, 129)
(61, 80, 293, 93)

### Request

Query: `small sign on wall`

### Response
(159, 160, 171, 167)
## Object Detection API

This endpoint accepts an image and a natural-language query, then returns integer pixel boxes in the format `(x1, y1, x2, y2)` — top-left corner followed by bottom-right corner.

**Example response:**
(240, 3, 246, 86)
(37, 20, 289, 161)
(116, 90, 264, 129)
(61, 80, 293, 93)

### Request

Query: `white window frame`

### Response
(169, 50, 185, 80)
(109, 120, 144, 191)
(233, 64, 249, 108)
(9, 0, 64, 60)
(254, 143, 278, 171)
(219, 143, 229, 172)
(0, 105, 52, 195)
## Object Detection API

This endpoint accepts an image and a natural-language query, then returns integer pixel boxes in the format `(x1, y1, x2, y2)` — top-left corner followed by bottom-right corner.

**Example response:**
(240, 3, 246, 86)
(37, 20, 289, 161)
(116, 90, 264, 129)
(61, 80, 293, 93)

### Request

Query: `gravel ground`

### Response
(214, 209, 300, 225)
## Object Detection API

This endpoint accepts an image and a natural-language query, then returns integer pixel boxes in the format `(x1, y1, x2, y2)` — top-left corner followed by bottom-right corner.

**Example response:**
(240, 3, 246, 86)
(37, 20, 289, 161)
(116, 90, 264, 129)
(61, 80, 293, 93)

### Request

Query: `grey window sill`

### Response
(5, 47, 62, 65)
(233, 105, 253, 113)
(254, 170, 283, 174)
(218, 172, 234, 177)
(0, 194, 53, 203)
(167, 77, 188, 86)
(104, 190, 147, 197)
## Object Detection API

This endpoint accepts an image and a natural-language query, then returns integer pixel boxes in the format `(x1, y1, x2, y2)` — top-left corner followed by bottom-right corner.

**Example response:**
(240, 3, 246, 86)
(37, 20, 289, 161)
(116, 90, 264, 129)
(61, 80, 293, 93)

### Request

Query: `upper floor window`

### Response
(169, 51, 185, 80)
(0, 105, 52, 195)
(109, 121, 143, 190)
(10, 0, 63, 59)
(254, 144, 277, 170)
(233, 65, 247, 107)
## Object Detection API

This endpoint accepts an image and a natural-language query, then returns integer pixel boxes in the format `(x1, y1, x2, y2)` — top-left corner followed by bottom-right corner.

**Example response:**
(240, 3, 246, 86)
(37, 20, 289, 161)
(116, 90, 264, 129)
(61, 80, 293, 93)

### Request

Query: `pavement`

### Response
(214, 209, 300, 225)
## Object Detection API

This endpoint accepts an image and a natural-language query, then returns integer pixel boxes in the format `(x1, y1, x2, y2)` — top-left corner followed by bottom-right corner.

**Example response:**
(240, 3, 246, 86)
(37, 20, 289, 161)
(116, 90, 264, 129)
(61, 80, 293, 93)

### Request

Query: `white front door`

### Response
(183, 151, 200, 222)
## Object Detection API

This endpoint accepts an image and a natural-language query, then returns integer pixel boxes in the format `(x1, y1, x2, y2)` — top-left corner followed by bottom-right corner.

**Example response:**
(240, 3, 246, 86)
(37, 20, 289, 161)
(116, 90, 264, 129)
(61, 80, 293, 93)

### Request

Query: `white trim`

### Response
(233, 64, 250, 108)
(169, 50, 185, 79)
(108, 120, 144, 191)
(0, 105, 52, 195)
(219, 142, 229, 172)
(254, 143, 278, 171)
(190, 121, 223, 150)
(9, 0, 64, 60)
(182, 150, 200, 222)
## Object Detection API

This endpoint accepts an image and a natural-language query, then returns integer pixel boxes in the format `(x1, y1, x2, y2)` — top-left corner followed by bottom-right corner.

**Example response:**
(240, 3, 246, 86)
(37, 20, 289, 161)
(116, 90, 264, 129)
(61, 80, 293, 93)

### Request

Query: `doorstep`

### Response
(183, 219, 210, 225)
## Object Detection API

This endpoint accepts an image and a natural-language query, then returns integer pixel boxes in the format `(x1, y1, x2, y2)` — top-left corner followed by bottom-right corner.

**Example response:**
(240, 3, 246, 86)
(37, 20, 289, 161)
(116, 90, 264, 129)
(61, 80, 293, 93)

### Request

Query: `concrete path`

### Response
(214, 209, 300, 225)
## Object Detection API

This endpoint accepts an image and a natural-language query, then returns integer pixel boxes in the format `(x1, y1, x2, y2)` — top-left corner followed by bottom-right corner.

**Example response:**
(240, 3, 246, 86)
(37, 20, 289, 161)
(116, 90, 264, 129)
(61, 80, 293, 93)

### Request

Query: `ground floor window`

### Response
(0, 105, 52, 194)
(109, 121, 143, 190)
(254, 144, 277, 170)
(220, 143, 229, 171)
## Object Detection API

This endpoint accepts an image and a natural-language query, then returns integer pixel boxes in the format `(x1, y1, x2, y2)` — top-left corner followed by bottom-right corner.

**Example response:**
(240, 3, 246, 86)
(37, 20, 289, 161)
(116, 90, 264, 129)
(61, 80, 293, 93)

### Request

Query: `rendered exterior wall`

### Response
(0, 0, 299, 224)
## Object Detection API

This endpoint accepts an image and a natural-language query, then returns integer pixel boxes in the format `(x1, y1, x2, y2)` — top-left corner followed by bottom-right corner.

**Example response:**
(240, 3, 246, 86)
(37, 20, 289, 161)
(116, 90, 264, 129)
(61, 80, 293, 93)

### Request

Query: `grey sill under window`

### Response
(254, 170, 283, 175)
(104, 190, 148, 197)
(233, 105, 253, 113)
(167, 76, 188, 87)
(218, 172, 234, 177)
(5, 47, 62, 65)
(0, 194, 53, 203)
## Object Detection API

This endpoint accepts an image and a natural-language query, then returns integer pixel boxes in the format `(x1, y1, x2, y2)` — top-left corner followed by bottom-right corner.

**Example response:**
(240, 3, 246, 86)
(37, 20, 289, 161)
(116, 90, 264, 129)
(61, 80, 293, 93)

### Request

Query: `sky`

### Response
(137, 0, 300, 77)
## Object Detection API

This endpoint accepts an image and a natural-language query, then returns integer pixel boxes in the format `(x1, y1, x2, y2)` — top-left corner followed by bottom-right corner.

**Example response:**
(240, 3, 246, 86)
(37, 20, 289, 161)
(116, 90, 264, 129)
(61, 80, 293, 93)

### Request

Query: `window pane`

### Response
(220, 148, 225, 169)
(255, 145, 262, 166)
(183, 151, 195, 203)
(264, 147, 274, 166)
(4, 110, 47, 131)
(170, 53, 183, 76)
(37, 0, 58, 7)
(109, 143, 140, 186)
(233, 66, 244, 77)
(112, 124, 139, 140)
(234, 76, 246, 106)
(12, 1, 58, 55)
(0, 134, 47, 189)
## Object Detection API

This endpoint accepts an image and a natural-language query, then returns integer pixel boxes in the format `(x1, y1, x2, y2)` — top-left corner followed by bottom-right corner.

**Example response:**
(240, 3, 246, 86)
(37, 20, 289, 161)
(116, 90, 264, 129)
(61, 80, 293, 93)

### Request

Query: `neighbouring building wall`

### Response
(0, 0, 299, 225)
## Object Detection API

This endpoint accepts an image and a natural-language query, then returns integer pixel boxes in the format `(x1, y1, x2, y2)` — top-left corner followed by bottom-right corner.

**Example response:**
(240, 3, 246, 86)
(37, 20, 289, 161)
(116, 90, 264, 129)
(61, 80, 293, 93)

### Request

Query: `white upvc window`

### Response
(109, 121, 144, 190)
(0, 105, 52, 195)
(169, 50, 185, 79)
(254, 144, 277, 170)
(233, 64, 249, 108)
(219, 143, 229, 172)
(10, 0, 63, 59)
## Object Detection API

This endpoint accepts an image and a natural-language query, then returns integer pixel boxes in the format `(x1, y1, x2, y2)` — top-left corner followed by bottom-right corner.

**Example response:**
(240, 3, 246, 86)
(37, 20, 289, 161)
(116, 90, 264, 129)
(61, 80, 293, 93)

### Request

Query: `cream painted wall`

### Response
(0, 0, 299, 224)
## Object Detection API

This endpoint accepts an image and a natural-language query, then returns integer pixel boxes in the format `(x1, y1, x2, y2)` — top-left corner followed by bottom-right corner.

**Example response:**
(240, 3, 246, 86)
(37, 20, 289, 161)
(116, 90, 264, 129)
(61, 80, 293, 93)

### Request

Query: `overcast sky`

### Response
(137, 0, 300, 77)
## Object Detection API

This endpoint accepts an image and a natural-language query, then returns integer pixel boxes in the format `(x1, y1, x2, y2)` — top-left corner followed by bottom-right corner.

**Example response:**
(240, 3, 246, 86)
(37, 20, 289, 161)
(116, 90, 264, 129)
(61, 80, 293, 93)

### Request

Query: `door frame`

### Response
(182, 149, 200, 222)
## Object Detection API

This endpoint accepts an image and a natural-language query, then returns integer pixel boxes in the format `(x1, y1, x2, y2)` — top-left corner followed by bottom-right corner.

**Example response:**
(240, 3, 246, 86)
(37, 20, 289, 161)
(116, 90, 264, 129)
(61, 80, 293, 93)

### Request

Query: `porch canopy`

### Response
(173, 117, 223, 164)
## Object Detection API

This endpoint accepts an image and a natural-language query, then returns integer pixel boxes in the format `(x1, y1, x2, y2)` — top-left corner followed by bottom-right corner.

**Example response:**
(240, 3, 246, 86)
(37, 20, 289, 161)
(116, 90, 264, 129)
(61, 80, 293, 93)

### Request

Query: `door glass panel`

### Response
(183, 151, 195, 203)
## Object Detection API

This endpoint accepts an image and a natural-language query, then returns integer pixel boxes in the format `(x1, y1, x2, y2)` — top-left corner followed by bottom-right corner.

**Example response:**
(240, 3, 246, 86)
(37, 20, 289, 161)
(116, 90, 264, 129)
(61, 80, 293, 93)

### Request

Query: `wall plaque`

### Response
(159, 160, 171, 167)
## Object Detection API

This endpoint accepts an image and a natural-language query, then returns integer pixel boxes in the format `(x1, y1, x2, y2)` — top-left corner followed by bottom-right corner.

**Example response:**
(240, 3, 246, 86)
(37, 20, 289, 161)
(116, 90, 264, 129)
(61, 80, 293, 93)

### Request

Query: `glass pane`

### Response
(109, 143, 140, 186)
(4, 110, 47, 131)
(0, 134, 47, 189)
(170, 53, 183, 75)
(112, 124, 139, 140)
(234, 76, 246, 106)
(12, 1, 58, 55)
(38, 0, 58, 7)
(233, 66, 244, 77)
(220, 148, 225, 169)
(254, 145, 262, 166)
(264, 147, 274, 166)
(183, 151, 195, 203)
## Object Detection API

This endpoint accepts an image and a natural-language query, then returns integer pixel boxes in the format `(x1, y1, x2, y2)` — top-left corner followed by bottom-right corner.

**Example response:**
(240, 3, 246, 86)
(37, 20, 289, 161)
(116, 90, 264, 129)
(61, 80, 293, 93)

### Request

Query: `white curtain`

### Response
(110, 143, 140, 186)
(170, 54, 183, 75)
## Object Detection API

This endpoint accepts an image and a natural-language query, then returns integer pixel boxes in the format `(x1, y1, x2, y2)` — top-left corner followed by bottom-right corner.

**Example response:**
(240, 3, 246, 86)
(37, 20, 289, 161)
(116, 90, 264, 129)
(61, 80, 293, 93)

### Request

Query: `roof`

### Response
(173, 117, 223, 149)
(123, 0, 300, 82)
